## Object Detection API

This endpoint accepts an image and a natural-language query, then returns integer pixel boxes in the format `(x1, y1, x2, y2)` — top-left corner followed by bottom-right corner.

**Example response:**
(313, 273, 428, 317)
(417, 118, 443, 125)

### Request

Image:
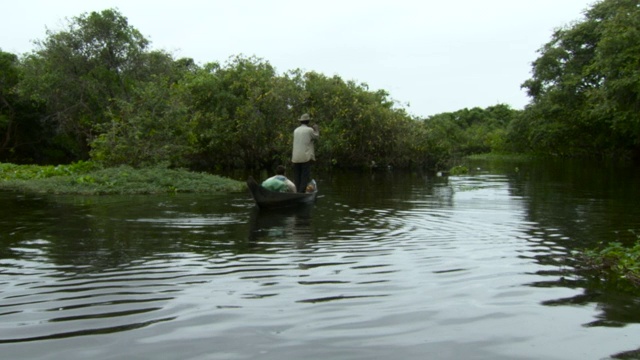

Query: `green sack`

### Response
(261, 176, 289, 192)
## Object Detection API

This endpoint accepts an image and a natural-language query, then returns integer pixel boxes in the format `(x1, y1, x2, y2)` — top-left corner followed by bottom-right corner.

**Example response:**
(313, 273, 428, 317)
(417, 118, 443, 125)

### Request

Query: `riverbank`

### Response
(0, 162, 245, 195)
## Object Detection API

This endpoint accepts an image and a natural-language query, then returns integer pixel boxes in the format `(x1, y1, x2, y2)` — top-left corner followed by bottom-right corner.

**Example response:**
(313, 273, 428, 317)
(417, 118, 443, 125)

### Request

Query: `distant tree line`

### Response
(1, 0, 638, 174)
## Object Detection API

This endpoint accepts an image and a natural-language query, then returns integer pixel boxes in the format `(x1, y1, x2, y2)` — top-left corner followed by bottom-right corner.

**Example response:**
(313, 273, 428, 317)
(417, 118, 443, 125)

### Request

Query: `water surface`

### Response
(1, 159, 639, 359)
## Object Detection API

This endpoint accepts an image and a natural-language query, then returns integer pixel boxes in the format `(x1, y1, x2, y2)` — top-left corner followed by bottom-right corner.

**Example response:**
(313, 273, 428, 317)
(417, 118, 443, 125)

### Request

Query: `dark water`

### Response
(1, 159, 640, 360)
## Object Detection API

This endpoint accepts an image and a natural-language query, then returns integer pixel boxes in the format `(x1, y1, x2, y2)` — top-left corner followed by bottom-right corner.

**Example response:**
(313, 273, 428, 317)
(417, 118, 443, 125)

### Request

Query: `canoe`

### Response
(247, 176, 318, 209)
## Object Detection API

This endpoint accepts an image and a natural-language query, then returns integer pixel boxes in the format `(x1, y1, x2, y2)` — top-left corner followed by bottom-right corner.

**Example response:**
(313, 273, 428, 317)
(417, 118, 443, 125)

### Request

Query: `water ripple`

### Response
(1, 172, 638, 359)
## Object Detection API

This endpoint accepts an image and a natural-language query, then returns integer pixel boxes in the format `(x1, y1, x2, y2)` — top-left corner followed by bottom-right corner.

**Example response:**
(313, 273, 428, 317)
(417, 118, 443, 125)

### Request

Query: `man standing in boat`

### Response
(291, 113, 319, 193)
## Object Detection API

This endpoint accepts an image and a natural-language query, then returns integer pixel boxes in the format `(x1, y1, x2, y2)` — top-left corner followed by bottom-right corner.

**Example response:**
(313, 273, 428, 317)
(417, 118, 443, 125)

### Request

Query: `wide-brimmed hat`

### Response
(298, 113, 312, 122)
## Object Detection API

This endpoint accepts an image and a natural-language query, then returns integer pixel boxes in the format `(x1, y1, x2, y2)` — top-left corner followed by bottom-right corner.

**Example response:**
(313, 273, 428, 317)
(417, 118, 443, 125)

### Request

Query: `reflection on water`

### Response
(1, 162, 640, 360)
(247, 205, 315, 249)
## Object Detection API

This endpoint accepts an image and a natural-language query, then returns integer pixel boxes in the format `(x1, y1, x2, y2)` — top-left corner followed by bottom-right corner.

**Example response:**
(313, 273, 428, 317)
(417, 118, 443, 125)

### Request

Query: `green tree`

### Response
(423, 104, 519, 159)
(20, 8, 154, 160)
(519, 0, 640, 159)
(180, 59, 432, 171)
(0, 50, 22, 157)
(593, 0, 640, 147)
(302, 72, 417, 169)
(90, 75, 193, 168)
(182, 55, 303, 170)
(0, 50, 54, 163)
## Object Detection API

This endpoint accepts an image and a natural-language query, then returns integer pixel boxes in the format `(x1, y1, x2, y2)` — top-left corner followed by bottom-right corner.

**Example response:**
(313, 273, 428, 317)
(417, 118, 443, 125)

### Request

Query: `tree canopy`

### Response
(3, 1, 640, 172)
(3, 8, 458, 171)
(518, 0, 640, 159)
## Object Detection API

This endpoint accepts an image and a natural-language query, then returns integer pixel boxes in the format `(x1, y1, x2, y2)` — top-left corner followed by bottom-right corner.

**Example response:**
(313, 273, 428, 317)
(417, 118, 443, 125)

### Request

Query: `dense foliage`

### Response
(423, 105, 518, 164)
(517, 0, 640, 160)
(0, 8, 522, 172)
(2, 0, 640, 173)
(580, 234, 640, 293)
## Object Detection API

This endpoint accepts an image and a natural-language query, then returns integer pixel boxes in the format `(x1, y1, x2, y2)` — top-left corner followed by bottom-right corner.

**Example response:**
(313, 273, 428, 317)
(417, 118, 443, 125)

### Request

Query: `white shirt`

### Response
(291, 124, 319, 163)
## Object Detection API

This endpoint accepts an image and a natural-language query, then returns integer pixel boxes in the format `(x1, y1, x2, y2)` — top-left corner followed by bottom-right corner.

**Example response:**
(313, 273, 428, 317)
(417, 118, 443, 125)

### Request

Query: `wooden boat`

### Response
(247, 176, 318, 209)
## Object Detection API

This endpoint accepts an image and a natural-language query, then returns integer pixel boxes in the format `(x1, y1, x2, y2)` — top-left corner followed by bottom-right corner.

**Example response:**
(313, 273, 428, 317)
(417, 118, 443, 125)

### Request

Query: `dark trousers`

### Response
(292, 162, 312, 193)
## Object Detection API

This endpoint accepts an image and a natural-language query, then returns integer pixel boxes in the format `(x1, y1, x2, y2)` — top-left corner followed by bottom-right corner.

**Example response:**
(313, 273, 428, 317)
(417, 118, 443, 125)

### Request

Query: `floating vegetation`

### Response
(449, 165, 469, 175)
(0, 161, 244, 195)
(578, 231, 640, 294)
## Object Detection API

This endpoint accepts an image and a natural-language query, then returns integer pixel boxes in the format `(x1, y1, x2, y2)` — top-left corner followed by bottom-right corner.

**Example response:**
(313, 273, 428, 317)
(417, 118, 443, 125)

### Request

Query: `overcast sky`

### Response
(2, 0, 595, 117)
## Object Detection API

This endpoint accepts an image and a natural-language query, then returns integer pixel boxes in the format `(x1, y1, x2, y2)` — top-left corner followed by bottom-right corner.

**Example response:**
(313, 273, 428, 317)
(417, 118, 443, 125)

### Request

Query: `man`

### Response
(261, 165, 296, 193)
(291, 113, 319, 193)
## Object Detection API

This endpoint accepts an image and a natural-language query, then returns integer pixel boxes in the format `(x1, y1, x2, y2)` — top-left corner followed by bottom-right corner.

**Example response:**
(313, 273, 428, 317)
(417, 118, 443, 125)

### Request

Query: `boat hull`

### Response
(247, 176, 317, 209)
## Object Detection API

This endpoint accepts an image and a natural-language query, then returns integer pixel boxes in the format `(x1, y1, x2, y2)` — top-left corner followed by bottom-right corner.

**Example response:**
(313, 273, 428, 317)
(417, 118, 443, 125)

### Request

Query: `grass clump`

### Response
(0, 161, 244, 195)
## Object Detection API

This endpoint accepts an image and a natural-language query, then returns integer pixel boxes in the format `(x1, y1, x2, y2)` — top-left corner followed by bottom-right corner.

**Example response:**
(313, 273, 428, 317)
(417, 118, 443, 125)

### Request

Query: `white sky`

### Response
(1, 0, 595, 118)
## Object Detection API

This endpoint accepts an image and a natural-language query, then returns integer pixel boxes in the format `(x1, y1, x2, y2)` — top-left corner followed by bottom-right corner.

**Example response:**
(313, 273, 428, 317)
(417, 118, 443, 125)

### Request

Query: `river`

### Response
(1, 158, 639, 360)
